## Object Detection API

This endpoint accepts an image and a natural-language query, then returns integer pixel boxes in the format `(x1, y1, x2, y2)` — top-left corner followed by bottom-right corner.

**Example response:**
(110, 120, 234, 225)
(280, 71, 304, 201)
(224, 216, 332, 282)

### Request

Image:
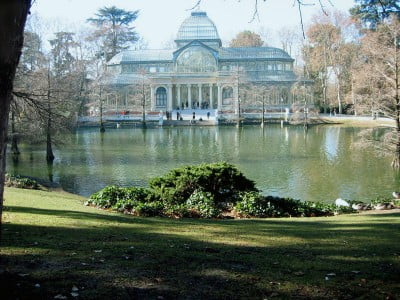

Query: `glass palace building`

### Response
(106, 11, 301, 113)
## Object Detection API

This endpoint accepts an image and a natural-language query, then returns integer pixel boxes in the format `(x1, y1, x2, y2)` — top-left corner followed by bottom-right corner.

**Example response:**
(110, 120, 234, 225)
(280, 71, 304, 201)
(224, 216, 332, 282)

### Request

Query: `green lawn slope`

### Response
(1, 187, 399, 299)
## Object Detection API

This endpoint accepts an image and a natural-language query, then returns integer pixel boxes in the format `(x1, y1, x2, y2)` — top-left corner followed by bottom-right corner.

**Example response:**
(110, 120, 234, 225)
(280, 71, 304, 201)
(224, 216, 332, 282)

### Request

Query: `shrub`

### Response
(235, 192, 343, 218)
(234, 192, 280, 217)
(186, 190, 221, 218)
(132, 201, 164, 217)
(88, 186, 153, 209)
(88, 186, 127, 208)
(163, 203, 192, 218)
(149, 162, 257, 205)
(113, 187, 154, 211)
(5, 174, 39, 190)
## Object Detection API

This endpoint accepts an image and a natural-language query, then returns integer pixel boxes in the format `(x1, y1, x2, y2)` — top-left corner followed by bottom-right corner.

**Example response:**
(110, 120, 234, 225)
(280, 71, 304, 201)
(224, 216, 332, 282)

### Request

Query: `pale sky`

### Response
(31, 0, 355, 49)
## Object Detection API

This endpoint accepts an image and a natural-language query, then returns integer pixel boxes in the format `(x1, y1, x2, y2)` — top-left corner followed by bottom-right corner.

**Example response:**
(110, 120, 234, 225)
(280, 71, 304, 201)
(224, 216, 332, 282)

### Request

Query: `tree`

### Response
(0, 0, 32, 242)
(354, 16, 400, 167)
(277, 26, 301, 56)
(304, 22, 341, 113)
(87, 6, 139, 61)
(230, 31, 264, 47)
(350, 0, 400, 29)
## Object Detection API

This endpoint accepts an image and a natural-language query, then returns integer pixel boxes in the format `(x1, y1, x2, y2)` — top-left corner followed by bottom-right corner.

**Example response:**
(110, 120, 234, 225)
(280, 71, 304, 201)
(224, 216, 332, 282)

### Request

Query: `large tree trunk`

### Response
(393, 36, 400, 169)
(0, 1, 32, 244)
(10, 107, 20, 155)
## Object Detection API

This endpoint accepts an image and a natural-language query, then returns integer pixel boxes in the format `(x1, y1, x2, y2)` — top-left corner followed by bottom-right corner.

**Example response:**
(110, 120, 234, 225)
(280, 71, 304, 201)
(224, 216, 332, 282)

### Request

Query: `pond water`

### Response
(6, 125, 400, 202)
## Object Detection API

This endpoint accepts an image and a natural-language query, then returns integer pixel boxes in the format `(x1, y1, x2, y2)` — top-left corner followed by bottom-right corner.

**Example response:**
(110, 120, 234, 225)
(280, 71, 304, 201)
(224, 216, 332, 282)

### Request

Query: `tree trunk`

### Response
(392, 36, 400, 169)
(0, 1, 31, 244)
(337, 80, 342, 114)
(46, 71, 55, 163)
(10, 107, 20, 155)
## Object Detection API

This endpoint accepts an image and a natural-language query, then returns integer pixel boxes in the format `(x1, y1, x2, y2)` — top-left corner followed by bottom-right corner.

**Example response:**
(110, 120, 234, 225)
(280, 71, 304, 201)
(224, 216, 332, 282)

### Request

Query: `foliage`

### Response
(234, 192, 354, 218)
(350, 0, 400, 29)
(229, 30, 264, 47)
(149, 162, 257, 205)
(87, 6, 139, 61)
(353, 17, 400, 167)
(88, 185, 152, 209)
(4, 174, 39, 190)
(186, 190, 221, 218)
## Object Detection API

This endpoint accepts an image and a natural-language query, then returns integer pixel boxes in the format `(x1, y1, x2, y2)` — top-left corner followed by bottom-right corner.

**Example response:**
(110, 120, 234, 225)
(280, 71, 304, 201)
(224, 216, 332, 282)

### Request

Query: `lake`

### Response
(6, 124, 400, 203)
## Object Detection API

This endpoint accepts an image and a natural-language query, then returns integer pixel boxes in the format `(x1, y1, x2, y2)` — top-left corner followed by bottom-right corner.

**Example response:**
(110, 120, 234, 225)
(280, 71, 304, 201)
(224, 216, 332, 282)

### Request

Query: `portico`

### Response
(150, 80, 231, 111)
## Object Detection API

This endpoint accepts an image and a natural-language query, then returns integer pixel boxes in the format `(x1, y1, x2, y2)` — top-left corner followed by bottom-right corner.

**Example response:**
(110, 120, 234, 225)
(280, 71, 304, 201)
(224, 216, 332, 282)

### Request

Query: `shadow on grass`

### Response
(1, 206, 400, 299)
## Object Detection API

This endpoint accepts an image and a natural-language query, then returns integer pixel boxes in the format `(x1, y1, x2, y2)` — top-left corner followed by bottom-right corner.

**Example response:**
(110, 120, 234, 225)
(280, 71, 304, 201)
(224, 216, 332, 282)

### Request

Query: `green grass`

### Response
(1, 187, 400, 299)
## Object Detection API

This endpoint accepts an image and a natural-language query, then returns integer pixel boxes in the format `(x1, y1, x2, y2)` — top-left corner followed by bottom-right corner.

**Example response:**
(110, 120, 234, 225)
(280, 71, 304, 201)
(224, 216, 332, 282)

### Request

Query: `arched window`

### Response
(176, 46, 217, 73)
(156, 87, 167, 107)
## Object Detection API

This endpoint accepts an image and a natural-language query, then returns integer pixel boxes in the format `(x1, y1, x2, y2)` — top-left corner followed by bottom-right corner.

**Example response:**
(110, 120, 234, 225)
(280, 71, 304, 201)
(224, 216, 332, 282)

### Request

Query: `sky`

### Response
(30, 0, 356, 49)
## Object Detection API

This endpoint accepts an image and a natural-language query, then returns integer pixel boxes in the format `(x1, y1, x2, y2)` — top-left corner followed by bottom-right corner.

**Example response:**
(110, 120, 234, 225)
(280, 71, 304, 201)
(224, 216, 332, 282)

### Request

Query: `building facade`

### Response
(106, 11, 302, 113)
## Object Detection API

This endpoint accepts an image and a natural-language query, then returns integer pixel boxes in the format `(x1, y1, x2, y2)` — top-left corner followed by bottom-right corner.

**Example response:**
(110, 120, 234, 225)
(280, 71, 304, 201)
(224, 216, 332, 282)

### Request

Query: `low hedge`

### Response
(234, 192, 353, 218)
(5, 174, 39, 190)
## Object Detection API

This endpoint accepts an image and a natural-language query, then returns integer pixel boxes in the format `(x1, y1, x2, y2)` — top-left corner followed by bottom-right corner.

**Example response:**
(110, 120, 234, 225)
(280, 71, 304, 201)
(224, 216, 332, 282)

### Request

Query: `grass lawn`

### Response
(1, 187, 400, 299)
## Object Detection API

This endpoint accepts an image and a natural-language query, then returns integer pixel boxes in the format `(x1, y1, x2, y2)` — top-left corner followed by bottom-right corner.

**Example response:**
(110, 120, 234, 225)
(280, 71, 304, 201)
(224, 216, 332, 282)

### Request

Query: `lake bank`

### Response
(6, 125, 399, 202)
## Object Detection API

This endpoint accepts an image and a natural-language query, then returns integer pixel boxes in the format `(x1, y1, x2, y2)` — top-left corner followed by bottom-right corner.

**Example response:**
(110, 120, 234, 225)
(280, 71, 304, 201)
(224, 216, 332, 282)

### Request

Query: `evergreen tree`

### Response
(87, 6, 139, 61)
(350, 0, 400, 29)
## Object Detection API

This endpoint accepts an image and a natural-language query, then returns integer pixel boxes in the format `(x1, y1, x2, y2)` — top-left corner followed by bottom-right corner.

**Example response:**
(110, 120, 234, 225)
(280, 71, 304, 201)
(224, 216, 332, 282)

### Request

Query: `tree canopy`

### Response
(229, 30, 264, 48)
(87, 6, 139, 61)
(350, 0, 400, 28)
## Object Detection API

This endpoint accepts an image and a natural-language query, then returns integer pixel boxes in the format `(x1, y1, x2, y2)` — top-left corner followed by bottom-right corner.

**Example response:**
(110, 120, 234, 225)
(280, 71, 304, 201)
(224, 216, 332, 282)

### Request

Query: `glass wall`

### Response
(176, 46, 217, 73)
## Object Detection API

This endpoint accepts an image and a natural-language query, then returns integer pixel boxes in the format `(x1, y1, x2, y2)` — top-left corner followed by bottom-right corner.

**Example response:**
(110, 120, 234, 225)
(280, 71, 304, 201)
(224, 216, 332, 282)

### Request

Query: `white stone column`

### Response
(167, 84, 173, 111)
(177, 84, 181, 109)
(150, 85, 155, 111)
(187, 84, 192, 109)
(198, 84, 202, 108)
(209, 84, 213, 109)
(217, 84, 222, 110)
(234, 83, 239, 114)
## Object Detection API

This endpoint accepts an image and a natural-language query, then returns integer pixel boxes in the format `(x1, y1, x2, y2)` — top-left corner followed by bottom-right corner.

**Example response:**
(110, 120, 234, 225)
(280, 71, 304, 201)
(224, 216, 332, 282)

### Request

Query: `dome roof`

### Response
(176, 11, 220, 41)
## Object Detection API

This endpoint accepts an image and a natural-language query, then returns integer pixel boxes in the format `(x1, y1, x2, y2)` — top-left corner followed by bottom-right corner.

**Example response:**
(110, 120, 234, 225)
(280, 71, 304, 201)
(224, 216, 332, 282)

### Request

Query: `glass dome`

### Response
(176, 46, 217, 73)
(176, 11, 221, 46)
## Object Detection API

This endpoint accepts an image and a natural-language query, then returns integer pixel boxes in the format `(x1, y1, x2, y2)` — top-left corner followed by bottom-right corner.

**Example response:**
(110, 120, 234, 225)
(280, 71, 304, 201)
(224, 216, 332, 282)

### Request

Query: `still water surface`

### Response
(7, 125, 400, 202)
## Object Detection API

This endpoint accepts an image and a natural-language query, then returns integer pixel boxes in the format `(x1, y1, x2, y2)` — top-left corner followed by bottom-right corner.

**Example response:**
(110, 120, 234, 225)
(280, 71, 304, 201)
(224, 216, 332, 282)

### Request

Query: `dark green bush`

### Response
(88, 186, 127, 208)
(163, 203, 192, 218)
(186, 190, 221, 218)
(235, 192, 346, 218)
(234, 192, 279, 217)
(88, 186, 152, 209)
(149, 162, 257, 205)
(5, 174, 39, 190)
(87, 163, 360, 219)
(132, 201, 164, 217)
(113, 187, 154, 211)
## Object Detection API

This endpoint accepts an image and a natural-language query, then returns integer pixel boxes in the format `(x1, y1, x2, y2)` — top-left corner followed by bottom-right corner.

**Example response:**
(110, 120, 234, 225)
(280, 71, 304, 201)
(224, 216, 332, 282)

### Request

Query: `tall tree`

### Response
(87, 6, 139, 61)
(304, 23, 341, 113)
(354, 17, 400, 167)
(350, 0, 400, 29)
(230, 31, 264, 47)
(0, 0, 32, 242)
